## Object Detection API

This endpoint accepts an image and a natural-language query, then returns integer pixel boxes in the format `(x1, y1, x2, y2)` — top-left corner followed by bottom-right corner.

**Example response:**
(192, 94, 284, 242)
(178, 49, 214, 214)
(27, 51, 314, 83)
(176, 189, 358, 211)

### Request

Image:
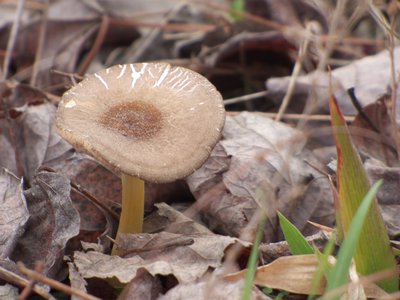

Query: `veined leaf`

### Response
(330, 95, 397, 292)
(326, 180, 383, 295)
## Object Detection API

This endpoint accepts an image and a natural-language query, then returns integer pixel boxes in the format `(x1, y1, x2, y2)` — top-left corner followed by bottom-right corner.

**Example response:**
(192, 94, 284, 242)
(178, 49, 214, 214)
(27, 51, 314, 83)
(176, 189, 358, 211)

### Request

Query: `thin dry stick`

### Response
(0, 0, 45, 10)
(51, 69, 83, 84)
(296, 0, 349, 130)
(275, 23, 314, 122)
(227, 111, 354, 122)
(224, 93, 355, 121)
(78, 15, 109, 76)
(18, 262, 44, 300)
(18, 263, 100, 300)
(191, 0, 285, 32)
(2, 0, 25, 80)
(109, 18, 215, 32)
(387, 28, 397, 128)
(0, 265, 53, 300)
(30, 0, 48, 86)
(192, 0, 384, 48)
(126, 2, 187, 62)
(385, 10, 399, 155)
(368, 1, 400, 155)
(224, 91, 269, 106)
(317, 0, 348, 71)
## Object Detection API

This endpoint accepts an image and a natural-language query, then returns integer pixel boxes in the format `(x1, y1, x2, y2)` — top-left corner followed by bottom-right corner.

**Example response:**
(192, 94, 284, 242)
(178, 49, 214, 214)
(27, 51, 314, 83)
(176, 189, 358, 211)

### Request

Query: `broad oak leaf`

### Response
(73, 232, 245, 286)
(187, 112, 334, 242)
(11, 171, 79, 278)
(0, 169, 28, 258)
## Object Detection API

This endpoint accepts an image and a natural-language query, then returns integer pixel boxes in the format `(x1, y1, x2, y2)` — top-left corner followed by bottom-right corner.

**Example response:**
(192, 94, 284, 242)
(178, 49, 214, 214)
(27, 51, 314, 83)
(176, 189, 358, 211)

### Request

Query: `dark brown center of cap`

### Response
(99, 101, 163, 140)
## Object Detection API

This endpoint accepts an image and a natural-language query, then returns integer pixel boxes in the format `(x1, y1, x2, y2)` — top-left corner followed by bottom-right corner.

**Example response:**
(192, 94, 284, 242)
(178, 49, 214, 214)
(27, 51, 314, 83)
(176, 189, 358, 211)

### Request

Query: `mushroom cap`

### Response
(56, 63, 225, 183)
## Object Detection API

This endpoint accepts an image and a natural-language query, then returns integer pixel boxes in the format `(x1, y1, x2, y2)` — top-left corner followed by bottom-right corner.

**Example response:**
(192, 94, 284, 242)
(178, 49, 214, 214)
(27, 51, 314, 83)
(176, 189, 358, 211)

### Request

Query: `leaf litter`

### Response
(0, 0, 399, 299)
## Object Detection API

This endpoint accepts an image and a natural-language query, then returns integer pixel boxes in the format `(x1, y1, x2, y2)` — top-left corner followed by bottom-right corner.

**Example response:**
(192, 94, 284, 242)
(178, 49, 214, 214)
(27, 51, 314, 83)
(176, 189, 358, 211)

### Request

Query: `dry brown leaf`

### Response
(0, 3, 36, 30)
(159, 277, 271, 300)
(57, 155, 119, 231)
(266, 47, 400, 116)
(11, 171, 80, 278)
(0, 284, 18, 299)
(0, 169, 27, 258)
(145, 180, 193, 212)
(187, 112, 334, 242)
(0, 21, 98, 87)
(259, 231, 330, 264)
(365, 160, 400, 238)
(225, 254, 390, 298)
(73, 232, 246, 286)
(350, 95, 399, 166)
(67, 261, 89, 300)
(224, 254, 325, 295)
(144, 202, 212, 234)
(118, 269, 162, 300)
(0, 83, 73, 180)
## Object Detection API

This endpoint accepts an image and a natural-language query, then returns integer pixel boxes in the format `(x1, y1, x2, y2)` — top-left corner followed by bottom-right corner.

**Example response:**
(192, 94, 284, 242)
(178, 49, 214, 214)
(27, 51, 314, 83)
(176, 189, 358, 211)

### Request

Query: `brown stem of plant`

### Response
(30, 0, 49, 87)
(78, 15, 110, 76)
(2, 0, 25, 80)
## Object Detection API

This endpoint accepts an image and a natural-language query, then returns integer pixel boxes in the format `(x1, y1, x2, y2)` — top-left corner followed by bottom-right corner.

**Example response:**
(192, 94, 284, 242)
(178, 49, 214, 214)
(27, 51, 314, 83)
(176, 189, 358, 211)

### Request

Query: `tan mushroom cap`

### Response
(56, 63, 225, 183)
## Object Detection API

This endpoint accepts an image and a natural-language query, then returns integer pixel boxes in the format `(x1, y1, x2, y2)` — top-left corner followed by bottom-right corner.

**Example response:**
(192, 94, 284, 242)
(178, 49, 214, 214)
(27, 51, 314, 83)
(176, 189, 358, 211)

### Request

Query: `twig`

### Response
(347, 87, 380, 132)
(191, 0, 385, 48)
(191, 0, 285, 32)
(0, 0, 45, 10)
(18, 262, 100, 300)
(30, 0, 49, 87)
(0, 265, 53, 300)
(124, 2, 187, 63)
(317, 0, 348, 71)
(18, 262, 44, 300)
(224, 91, 269, 106)
(2, 0, 25, 80)
(108, 18, 216, 32)
(78, 15, 110, 76)
(368, 0, 400, 157)
(226, 111, 354, 122)
(51, 69, 83, 84)
(386, 10, 400, 156)
(275, 22, 315, 121)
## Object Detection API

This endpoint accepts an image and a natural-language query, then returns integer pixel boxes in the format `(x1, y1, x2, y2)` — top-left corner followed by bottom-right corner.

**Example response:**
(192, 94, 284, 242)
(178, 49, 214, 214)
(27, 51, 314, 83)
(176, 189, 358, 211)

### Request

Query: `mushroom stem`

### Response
(112, 174, 144, 255)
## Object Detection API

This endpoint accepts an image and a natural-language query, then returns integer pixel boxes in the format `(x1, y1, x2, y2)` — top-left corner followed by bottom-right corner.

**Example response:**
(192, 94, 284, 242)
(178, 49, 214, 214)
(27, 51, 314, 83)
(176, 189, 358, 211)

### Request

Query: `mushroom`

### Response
(55, 62, 225, 254)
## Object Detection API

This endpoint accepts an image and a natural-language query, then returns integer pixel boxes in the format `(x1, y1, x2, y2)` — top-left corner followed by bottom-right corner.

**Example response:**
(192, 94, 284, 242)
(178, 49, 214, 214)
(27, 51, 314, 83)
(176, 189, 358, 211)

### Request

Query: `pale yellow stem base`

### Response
(112, 174, 144, 255)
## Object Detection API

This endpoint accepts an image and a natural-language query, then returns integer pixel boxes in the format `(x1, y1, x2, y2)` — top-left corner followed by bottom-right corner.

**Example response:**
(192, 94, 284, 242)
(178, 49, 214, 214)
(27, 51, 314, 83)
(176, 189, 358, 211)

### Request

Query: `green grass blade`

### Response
(241, 213, 267, 300)
(278, 211, 314, 255)
(308, 234, 336, 300)
(326, 180, 382, 295)
(330, 95, 398, 292)
(231, 0, 244, 20)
